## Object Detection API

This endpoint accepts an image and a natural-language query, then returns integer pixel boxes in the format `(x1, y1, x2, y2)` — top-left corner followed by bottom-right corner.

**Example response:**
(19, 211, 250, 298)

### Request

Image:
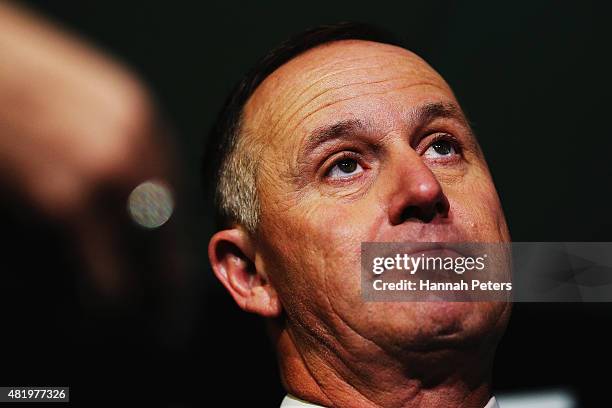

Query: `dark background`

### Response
(4, 0, 612, 406)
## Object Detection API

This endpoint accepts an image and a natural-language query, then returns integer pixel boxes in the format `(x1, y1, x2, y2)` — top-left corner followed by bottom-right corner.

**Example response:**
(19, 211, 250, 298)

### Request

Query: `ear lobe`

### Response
(208, 228, 282, 318)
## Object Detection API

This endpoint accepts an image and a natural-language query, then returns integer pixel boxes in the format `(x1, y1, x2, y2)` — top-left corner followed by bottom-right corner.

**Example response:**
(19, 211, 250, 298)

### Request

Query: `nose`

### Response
(387, 152, 450, 225)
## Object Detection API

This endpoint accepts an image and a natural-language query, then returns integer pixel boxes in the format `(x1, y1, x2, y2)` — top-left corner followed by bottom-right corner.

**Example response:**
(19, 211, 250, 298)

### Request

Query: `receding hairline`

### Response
(243, 39, 429, 120)
(239, 40, 444, 156)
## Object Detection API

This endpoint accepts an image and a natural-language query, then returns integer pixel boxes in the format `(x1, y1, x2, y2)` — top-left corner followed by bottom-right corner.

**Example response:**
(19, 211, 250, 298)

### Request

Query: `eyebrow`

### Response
(301, 119, 370, 155)
(301, 102, 469, 157)
(411, 102, 468, 131)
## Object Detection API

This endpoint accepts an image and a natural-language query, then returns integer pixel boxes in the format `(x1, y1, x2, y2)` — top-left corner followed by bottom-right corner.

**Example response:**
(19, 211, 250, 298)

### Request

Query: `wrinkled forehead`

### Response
(243, 39, 454, 145)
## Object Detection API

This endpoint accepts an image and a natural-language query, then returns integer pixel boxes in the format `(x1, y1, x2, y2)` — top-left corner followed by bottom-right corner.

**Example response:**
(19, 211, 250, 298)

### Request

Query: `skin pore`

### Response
(209, 40, 511, 407)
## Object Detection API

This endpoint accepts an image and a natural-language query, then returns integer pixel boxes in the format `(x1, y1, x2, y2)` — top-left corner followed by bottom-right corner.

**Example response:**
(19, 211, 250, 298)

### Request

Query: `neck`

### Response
(273, 322, 496, 408)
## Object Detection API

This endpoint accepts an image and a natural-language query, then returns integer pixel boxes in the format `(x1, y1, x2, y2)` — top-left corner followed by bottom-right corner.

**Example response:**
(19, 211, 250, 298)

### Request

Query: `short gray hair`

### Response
(215, 117, 261, 233)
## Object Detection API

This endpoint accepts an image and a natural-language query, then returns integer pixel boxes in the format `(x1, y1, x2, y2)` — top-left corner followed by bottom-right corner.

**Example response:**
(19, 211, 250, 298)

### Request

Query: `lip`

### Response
(401, 247, 468, 278)
(401, 243, 466, 257)
(365, 242, 475, 261)
(363, 242, 478, 284)
(370, 220, 474, 246)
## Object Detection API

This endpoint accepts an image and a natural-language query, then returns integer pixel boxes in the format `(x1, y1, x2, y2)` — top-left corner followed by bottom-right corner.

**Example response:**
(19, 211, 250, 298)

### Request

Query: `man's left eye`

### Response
(423, 140, 457, 158)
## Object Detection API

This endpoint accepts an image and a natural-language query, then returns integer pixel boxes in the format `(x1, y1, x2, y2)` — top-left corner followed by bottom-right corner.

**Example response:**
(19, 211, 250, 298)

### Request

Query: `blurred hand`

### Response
(0, 2, 176, 297)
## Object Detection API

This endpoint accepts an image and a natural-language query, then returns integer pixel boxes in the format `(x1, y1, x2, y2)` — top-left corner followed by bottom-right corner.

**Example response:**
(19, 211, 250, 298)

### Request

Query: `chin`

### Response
(364, 301, 509, 352)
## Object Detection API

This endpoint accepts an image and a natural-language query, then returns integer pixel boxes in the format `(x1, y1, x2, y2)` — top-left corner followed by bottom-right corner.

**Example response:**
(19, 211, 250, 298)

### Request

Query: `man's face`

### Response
(244, 40, 510, 355)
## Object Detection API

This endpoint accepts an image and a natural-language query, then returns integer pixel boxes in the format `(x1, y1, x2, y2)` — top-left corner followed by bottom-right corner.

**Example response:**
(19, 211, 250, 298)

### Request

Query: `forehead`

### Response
(243, 39, 455, 145)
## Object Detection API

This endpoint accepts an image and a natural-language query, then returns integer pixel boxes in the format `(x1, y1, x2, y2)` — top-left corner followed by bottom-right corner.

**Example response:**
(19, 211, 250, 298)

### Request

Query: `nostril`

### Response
(400, 205, 419, 222)
(400, 205, 435, 223)
(421, 211, 435, 223)
(435, 201, 446, 215)
(399, 200, 447, 224)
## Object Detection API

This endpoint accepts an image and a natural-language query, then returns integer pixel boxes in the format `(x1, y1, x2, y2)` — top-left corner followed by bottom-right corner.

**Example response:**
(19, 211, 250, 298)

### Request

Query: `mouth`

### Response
(362, 241, 484, 300)
(369, 242, 477, 264)
(402, 243, 469, 257)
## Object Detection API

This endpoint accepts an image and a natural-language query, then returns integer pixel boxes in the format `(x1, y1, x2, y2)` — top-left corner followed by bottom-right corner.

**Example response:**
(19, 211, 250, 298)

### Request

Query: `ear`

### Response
(208, 228, 282, 317)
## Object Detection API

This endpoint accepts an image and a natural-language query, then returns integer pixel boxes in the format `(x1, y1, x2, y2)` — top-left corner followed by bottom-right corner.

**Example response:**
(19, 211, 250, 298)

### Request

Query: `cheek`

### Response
(292, 194, 380, 250)
(448, 173, 509, 241)
(261, 197, 375, 305)
(260, 199, 356, 271)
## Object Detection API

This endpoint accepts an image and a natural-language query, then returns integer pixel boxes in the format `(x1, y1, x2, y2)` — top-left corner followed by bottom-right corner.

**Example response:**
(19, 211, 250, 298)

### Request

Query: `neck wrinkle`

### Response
(275, 322, 495, 408)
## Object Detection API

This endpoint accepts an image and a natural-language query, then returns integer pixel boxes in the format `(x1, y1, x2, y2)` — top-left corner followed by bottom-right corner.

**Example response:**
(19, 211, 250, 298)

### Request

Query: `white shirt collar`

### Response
(280, 394, 325, 407)
(281, 394, 499, 407)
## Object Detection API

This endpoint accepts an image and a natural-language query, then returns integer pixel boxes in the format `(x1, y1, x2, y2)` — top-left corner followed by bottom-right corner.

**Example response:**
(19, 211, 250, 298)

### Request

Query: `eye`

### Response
(327, 157, 364, 179)
(423, 139, 458, 159)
